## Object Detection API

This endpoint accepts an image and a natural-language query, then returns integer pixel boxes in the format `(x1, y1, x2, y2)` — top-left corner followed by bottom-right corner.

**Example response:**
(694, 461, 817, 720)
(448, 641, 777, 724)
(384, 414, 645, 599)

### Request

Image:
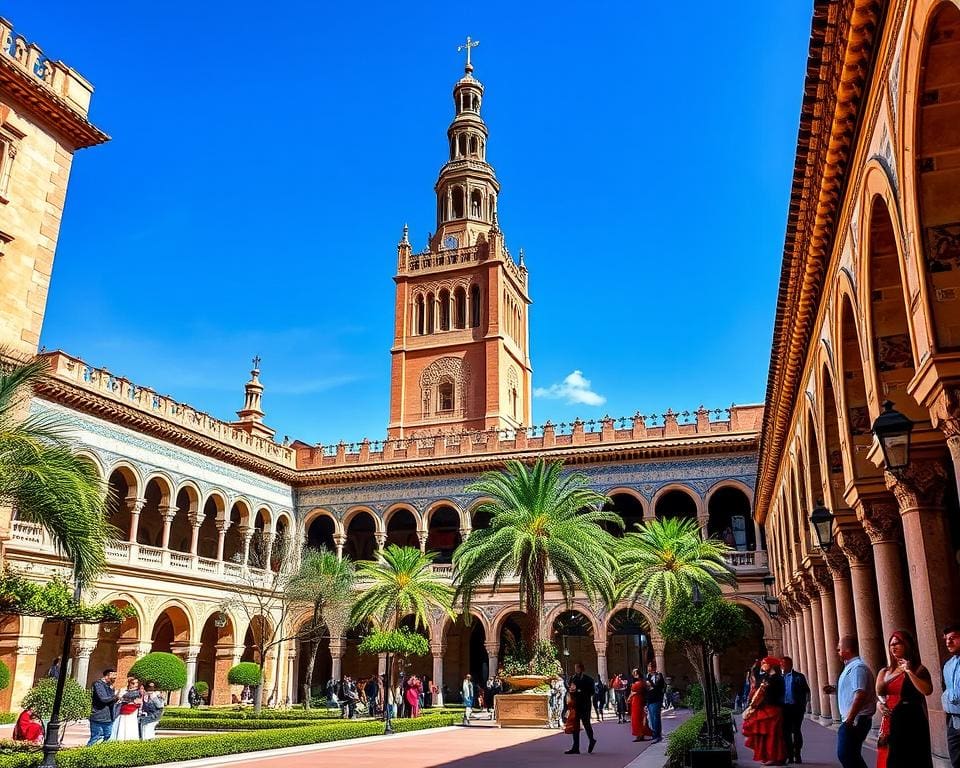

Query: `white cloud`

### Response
(534, 370, 606, 406)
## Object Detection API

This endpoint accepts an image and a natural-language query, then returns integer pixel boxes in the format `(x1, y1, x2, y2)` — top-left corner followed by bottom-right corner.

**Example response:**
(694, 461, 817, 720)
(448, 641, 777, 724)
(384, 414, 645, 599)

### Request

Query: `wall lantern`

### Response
(809, 500, 835, 552)
(762, 575, 779, 619)
(214, 611, 227, 629)
(871, 400, 913, 471)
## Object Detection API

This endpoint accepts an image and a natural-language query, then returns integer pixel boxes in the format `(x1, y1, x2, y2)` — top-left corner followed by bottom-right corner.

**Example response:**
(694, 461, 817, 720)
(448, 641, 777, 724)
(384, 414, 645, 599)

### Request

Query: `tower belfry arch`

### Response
(387, 43, 533, 439)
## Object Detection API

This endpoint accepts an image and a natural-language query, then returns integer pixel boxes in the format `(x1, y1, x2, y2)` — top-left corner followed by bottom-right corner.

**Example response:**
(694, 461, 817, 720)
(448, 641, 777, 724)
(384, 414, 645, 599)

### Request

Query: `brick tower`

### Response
(388, 41, 532, 439)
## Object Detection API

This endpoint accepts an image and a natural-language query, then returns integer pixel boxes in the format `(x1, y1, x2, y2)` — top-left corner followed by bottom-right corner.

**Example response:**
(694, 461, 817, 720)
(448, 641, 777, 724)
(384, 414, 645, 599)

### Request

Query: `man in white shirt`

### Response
(943, 624, 960, 768)
(823, 635, 875, 768)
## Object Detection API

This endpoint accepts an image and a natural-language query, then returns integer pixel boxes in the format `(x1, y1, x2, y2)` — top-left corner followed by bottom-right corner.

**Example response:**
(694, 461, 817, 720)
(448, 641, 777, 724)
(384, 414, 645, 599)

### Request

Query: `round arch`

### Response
(151, 601, 194, 650)
(424, 499, 467, 529)
(202, 490, 229, 521)
(230, 498, 254, 528)
(383, 503, 422, 531)
(543, 602, 603, 641)
(142, 472, 175, 506)
(302, 508, 344, 536)
(73, 450, 106, 480)
(344, 506, 384, 533)
(651, 484, 703, 520)
(106, 462, 143, 498)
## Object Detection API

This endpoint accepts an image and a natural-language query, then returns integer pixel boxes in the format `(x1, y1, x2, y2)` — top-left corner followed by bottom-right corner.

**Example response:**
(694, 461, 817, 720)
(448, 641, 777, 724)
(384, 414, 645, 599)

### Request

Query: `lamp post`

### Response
(872, 400, 914, 472)
(809, 501, 835, 552)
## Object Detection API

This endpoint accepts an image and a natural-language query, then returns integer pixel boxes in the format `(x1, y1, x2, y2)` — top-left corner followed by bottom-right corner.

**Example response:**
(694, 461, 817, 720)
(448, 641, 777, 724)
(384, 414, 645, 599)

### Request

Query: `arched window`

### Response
(438, 379, 455, 412)
(458, 134, 466, 157)
(454, 287, 466, 329)
(470, 284, 481, 327)
(470, 189, 483, 218)
(426, 292, 436, 334)
(469, 136, 479, 157)
(415, 295, 425, 335)
(452, 187, 465, 219)
(439, 289, 451, 331)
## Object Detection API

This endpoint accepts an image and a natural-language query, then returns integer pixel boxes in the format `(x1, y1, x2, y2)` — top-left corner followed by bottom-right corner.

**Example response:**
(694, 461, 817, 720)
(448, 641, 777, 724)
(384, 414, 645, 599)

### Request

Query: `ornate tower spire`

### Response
(233, 356, 276, 439)
(388, 46, 533, 440)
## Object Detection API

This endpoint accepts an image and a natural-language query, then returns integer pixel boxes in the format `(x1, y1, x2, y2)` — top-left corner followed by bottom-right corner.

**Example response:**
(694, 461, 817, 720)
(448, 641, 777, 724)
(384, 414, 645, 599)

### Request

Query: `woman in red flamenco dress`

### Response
(876, 630, 932, 768)
(627, 667, 653, 742)
(742, 657, 787, 765)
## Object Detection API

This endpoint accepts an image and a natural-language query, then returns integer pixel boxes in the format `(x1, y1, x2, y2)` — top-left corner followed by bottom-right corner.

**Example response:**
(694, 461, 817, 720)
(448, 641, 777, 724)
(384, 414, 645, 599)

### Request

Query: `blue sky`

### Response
(20, 2, 811, 445)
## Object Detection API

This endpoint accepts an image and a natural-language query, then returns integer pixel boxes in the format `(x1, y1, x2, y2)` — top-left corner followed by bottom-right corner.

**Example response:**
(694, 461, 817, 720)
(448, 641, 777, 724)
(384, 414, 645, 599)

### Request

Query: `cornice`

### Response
(0, 56, 108, 149)
(757, 0, 885, 522)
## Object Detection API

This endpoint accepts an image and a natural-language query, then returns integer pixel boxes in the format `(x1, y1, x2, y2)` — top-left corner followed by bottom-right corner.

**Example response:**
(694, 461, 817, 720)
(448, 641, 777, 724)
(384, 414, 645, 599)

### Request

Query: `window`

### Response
(439, 289, 450, 331)
(454, 287, 466, 329)
(438, 380, 454, 412)
(426, 293, 435, 334)
(0, 125, 23, 204)
(415, 295, 425, 335)
(470, 285, 481, 327)
(452, 187, 465, 219)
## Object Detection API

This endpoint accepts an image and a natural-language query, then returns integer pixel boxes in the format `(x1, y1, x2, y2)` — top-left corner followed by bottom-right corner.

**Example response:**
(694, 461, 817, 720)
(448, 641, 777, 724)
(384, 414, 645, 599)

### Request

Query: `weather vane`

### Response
(252, 355, 261, 370)
(457, 36, 479, 72)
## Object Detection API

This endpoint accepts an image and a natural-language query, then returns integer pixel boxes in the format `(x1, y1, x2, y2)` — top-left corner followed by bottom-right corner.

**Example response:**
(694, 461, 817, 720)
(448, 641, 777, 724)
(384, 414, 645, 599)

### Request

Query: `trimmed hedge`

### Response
(0, 712, 459, 768)
(0, 662, 9, 692)
(666, 712, 706, 768)
(159, 717, 347, 731)
(0, 714, 16, 725)
(162, 707, 341, 721)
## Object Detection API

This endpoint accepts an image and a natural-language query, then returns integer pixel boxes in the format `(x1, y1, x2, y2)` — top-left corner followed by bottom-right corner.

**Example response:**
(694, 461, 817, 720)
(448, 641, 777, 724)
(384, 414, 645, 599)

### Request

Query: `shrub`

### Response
(0, 714, 17, 725)
(0, 661, 9, 692)
(128, 652, 187, 691)
(21, 678, 91, 722)
(227, 663, 262, 687)
(159, 716, 342, 730)
(666, 711, 706, 768)
(0, 711, 460, 768)
(162, 707, 339, 721)
(192, 681, 208, 700)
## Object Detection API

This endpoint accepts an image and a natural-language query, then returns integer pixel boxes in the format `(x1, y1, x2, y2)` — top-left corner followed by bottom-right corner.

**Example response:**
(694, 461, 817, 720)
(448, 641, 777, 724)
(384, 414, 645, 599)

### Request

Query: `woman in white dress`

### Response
(115, 676, 142, 741)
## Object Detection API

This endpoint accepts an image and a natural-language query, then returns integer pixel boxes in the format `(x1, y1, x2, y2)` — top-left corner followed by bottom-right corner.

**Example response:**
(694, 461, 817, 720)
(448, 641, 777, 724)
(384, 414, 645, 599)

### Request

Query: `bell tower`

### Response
(388, 40, 532, 439)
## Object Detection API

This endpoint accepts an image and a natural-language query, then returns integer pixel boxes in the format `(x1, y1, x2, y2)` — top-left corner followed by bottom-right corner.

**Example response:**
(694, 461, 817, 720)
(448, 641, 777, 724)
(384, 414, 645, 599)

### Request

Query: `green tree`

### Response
(129, 652, 188, 692)
(0, 659, 9, 691)
(0, 356, 112, 585)
(22, 678, 91, 732)
(228, 662, 263, 688)
(616, 517, 734, 615)
(288, 547, 356, 710)
(453, 458, 620, 645)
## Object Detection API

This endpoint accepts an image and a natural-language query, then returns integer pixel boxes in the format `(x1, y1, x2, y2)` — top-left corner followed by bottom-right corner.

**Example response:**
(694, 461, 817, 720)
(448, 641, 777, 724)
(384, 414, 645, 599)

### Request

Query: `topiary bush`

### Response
(227, 662, 262, 687)
(128, 652, 187, 692)
(0, 660, 10, 692)
(193, 681, 209, 700)
(21, 678, 91, 723)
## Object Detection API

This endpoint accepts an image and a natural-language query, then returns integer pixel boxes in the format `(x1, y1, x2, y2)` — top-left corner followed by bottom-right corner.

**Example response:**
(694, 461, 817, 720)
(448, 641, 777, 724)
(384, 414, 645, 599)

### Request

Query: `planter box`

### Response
(689, 747, 733, 768)
(493, 693, 550, 727)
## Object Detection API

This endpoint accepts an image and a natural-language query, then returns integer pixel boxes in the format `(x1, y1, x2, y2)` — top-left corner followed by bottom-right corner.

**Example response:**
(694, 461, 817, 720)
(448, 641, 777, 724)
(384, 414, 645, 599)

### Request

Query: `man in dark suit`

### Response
(566, 663, 597, 754)
(782, 656, 810, 763)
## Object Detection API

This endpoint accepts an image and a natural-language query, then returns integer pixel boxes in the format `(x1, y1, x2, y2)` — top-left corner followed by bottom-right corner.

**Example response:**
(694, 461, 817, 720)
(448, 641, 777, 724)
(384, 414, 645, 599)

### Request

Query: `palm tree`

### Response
(453, 458, 621, 646)
(616, 516, 734, 615)
(351, 544, 454, 630)
(0, 356, 110, 585)
(287, 547, 356, 709)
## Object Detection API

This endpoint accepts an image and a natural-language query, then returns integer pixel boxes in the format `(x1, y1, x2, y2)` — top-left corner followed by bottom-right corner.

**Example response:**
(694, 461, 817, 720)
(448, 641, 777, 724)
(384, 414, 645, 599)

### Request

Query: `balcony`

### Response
(723, 549, 769, 573)
(8, 521, 270, 587)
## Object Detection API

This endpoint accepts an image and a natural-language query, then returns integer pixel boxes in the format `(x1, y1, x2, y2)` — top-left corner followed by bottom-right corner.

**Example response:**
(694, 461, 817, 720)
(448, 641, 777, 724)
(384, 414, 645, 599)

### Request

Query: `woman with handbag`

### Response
(742, 657, 787, 765)
(876, 630, 933, 768)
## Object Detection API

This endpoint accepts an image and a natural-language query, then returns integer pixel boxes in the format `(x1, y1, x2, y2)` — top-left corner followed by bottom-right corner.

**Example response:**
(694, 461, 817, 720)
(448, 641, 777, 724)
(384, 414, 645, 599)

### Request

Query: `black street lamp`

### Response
(872, 400, 914, 471)
(762, 576, 780, 619)
(809, 501, 835, 551)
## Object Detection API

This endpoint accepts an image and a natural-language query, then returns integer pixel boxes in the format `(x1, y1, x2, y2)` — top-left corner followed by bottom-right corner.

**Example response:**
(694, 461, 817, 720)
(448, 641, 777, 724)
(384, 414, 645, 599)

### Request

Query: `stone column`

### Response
(126, 497, 145, 545)
(215, 520, 228, 562)
(431, 643, 444, 706)
(594, 641, 609, 687)
(836, 526, 885, 676)
(814, 551, 853, 725)
(10, 636, 42, 707)
(856, 495, 913, 642)
(823, 546, 856, 638)
(812, 567, 841, 722)
(804, 577, 831, 722)
(374, 531, 386, 555)
(188, 512, 203, 560)
(789, 594, 811, 710)
(287, 648, 296, 706)
(886, 457, 959, 764)
(333, 533, 346, 560)
(329, 637, 345, 683)
(159, 505, 178, 551)
(418, 529, 428, 553)
(484, 640, 500, 683)
(179, 645, 201, 707)
(261, 532, 275, 570)
(238, 526, 253, 567)
(212, 644, 236, 705)
(651, 637, 666, 677)
(71, 639, 97, 688)
(799, 594, 822, 717)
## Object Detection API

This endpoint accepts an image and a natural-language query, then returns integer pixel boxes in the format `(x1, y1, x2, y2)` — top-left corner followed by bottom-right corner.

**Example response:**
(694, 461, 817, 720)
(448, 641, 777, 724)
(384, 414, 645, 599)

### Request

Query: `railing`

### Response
(723, 550, 769, 570)
(296, 405, 764, 469)
(8, 522, 271, 585)
(405, 245, 481, 273)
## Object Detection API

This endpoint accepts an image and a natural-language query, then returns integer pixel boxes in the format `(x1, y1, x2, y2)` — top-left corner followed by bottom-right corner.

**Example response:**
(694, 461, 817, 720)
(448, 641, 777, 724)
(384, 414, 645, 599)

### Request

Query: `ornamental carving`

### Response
(837, 526, 872, 566)
(821, 545, 850, 579)
(856, 498, 902, 544)
(929, 388, 960, 441)
(420, 356, 470, 419)
(885, 458, 949, 510)
(811, 565, 831, 592)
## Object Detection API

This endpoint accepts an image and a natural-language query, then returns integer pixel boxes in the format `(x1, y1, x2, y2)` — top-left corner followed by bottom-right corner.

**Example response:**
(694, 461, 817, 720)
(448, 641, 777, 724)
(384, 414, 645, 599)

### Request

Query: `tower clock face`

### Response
(442, 235, 459, 250)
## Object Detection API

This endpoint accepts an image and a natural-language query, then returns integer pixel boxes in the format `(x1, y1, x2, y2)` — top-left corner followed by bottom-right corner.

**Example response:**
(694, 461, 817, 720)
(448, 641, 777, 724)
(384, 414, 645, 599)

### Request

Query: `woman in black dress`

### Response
(876, 630, 933, 768)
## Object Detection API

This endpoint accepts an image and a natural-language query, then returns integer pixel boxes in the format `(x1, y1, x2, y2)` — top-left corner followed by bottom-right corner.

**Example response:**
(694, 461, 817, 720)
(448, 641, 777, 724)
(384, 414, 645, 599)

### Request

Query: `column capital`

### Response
(821, 545, 850, 580)
(885, 457, 949, 510)
(158, 505, 178, 523)
(855, 495, 902, 545)
(126, 497, 147, 514)
(332, 533, 347, 547)
(188, 511, 205, 527)
(374, 531, 387, 548)
(649, 637, 666, 653)
(430, 641, 445, 656)
(17, 639, 42, 655)
(836, 525, 873, 566)
(238, 525, 253, 540)
(176, 644, 203, 663)
(328, 637, 346, 657)
(72, 639, 98, 656)
(483, 640, 500, 655)
(215, 518, 230, 533)
(928, 385, 960, 439)
(811, 564, 832, 593)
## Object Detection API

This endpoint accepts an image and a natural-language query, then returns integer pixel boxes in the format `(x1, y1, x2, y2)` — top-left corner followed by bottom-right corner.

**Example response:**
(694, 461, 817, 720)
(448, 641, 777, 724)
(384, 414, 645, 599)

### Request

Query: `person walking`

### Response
(139, 682, 165, 740)
(876, 630, 932, 768)
(646, 660, 666, 743)
(823, 635, 875, 768)
(87, 667, 119, 746)
(593, 676, 607, 721)
(46, 657, 61, 680)
(566, 662, 597, 754)
(627, 667, 653, 743)
(462, 674, 474, 725)
(943, 624, 960, 768)
(563, 682, 581, 752)
(781, 656, 810, 764)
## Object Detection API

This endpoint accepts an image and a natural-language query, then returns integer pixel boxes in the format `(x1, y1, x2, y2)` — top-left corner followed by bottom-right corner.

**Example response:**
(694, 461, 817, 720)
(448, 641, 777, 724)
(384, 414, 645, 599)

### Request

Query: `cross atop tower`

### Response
(457, 36, 479, 73)
(251, 354, 261, 371)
